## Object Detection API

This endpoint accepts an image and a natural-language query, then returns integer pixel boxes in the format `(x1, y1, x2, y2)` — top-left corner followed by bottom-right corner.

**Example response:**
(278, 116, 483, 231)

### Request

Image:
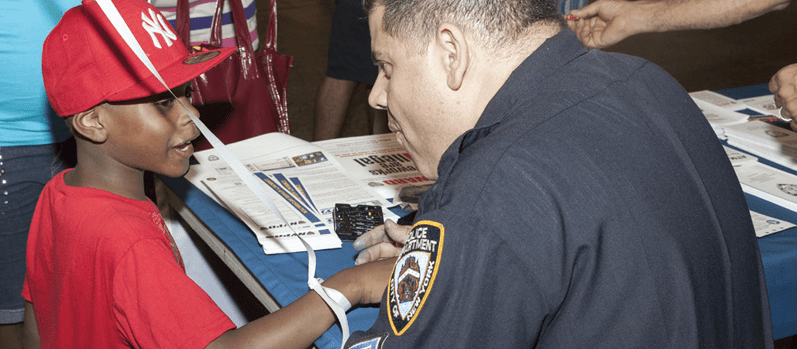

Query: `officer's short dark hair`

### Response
(363, 0, 566, 54)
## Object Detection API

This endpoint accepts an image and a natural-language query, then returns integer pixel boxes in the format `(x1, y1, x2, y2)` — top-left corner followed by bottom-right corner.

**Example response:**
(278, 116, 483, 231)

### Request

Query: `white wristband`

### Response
(315, 278, 352, 312)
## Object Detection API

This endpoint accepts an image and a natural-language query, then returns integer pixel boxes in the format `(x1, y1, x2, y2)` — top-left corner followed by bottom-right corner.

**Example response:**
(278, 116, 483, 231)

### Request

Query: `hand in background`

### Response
(352, 219, 411, 265)
(567, 0, 643, 49)
(770, 63, 797, 130)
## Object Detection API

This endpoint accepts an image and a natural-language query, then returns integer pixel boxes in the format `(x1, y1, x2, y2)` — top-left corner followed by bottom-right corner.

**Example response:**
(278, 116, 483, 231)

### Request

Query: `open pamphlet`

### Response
(185, 132, 432, 254)
(314, 133, 434, 209)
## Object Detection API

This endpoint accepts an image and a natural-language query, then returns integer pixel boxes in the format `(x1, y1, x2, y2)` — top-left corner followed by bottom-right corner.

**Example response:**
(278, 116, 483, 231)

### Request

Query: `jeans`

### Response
(0, 138, 74, 324)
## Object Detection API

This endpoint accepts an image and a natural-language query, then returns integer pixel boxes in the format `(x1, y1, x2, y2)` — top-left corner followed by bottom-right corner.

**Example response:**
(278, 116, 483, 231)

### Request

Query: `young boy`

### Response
(21, 0, 393, 348)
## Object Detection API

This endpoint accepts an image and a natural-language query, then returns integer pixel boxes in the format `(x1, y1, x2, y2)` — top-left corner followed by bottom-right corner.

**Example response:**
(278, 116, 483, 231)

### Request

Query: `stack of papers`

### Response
(723, 121, 797, 170)
(690, 91, 797, 172)
(185, 133, 408, 254)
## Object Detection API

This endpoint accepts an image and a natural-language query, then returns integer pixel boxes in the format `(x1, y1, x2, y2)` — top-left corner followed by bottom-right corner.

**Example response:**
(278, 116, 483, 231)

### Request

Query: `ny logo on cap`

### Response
(141, 8, 176, 49)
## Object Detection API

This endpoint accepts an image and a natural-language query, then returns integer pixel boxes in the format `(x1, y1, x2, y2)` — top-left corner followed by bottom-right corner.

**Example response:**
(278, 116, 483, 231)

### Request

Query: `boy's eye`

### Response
(154, 85, 192, 108)
(156, 98, 175, 108)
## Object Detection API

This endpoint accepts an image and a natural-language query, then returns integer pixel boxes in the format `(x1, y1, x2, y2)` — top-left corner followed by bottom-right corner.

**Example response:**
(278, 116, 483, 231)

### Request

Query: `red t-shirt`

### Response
(23, 170, 235, 348)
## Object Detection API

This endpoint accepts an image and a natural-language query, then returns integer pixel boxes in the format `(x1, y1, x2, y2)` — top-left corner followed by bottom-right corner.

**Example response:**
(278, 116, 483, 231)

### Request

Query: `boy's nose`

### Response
(178, 97, 200, 123)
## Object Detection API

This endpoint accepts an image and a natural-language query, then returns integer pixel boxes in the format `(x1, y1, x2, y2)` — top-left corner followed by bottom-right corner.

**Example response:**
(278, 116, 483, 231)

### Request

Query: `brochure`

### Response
(185, 132, 400, 254)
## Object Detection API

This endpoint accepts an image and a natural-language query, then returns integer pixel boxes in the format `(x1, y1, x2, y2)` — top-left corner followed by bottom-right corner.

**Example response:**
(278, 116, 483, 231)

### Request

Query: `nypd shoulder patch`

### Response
(388, 220, 444, 336)
(346, 333, 388, 349)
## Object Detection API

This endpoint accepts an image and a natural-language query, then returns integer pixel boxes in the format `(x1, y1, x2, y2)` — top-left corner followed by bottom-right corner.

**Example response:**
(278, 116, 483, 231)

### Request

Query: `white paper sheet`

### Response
(749, 210, 795, 238)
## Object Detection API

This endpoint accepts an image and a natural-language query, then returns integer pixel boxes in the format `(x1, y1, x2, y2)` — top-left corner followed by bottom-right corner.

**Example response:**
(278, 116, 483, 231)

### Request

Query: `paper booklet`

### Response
(737, 95, 779, 116)
(724, 146, 797, 237)
(734, 161, 797, 215)
(692, 98, 748, 138)
(690, 90, 743, 109)
(185, 132, 404, 254)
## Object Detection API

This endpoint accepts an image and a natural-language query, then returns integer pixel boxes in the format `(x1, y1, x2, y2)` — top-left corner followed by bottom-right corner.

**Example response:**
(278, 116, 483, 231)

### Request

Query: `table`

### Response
(160, 84, 797, 345)
(159, 175, 386, 349)
(715, 84, 797, 341)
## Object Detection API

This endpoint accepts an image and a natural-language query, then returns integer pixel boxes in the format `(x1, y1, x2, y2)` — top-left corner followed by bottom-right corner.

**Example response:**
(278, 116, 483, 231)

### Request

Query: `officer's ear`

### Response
(434, 22, 470, 91)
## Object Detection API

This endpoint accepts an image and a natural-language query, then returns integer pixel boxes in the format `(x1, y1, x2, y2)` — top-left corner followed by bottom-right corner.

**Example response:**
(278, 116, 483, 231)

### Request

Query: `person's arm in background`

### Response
(567, 0, 790, 48)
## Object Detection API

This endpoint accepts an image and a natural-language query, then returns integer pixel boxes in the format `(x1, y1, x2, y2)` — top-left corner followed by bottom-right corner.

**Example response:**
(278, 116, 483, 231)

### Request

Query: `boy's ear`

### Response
(71, 108, 107, 143)
(435, 22, 470, 91)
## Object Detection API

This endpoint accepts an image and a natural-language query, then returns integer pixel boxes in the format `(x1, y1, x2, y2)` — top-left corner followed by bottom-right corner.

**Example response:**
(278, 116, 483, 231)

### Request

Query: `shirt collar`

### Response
(434, 29, 588, 180)
(472, 28, 588, 135)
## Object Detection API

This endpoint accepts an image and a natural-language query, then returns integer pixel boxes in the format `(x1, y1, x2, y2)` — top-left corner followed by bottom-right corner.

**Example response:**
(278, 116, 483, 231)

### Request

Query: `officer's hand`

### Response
(353, 219, 411, 265)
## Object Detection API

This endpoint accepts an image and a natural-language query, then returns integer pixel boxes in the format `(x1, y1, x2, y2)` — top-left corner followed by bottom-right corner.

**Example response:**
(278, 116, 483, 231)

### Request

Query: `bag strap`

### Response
(176, 0, 266, 55)
(208, 0, 260, 78)
(175, 0, 191, 48)
(263, 0, 278, 51)
(208, 0, 225, 47)
(208, 0, 253, 51)
(226, 0, 255, 53)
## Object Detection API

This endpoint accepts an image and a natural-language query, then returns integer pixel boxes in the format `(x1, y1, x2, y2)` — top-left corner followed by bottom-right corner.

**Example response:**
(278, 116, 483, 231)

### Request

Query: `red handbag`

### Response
(176, 0, 293, 150)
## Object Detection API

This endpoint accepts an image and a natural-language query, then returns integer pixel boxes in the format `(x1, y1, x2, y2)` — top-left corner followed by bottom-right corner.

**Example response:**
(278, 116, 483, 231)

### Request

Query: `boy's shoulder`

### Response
(42, 171, 168, 243)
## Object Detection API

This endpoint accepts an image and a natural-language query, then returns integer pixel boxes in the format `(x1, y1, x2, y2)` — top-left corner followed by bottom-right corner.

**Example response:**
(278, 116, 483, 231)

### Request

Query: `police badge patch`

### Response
(388, 221, 444, 336)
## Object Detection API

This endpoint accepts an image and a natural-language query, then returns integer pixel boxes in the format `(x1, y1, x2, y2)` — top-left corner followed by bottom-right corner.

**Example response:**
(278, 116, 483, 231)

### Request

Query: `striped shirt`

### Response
(150, 0, 259, 50)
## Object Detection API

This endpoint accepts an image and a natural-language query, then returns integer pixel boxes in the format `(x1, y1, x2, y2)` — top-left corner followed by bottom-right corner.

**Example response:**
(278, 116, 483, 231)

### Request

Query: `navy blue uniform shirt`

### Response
(346, 29, 773, 349)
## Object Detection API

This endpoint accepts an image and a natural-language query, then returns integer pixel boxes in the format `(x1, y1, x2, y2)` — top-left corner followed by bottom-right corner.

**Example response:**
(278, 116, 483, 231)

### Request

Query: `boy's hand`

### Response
(353, 220, 411, 265)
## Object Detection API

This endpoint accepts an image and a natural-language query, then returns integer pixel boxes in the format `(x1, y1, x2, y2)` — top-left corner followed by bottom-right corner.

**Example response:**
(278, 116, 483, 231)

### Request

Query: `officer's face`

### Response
(367, 5, 469, 180)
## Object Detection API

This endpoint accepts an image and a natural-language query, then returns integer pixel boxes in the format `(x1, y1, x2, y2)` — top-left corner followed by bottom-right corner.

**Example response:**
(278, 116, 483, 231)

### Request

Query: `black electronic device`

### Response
(333, 203, 383, 241)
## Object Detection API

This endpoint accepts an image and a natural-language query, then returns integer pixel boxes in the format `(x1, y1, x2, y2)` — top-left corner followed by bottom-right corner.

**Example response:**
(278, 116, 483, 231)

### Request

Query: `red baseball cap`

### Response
(42, 0, 235, 117)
